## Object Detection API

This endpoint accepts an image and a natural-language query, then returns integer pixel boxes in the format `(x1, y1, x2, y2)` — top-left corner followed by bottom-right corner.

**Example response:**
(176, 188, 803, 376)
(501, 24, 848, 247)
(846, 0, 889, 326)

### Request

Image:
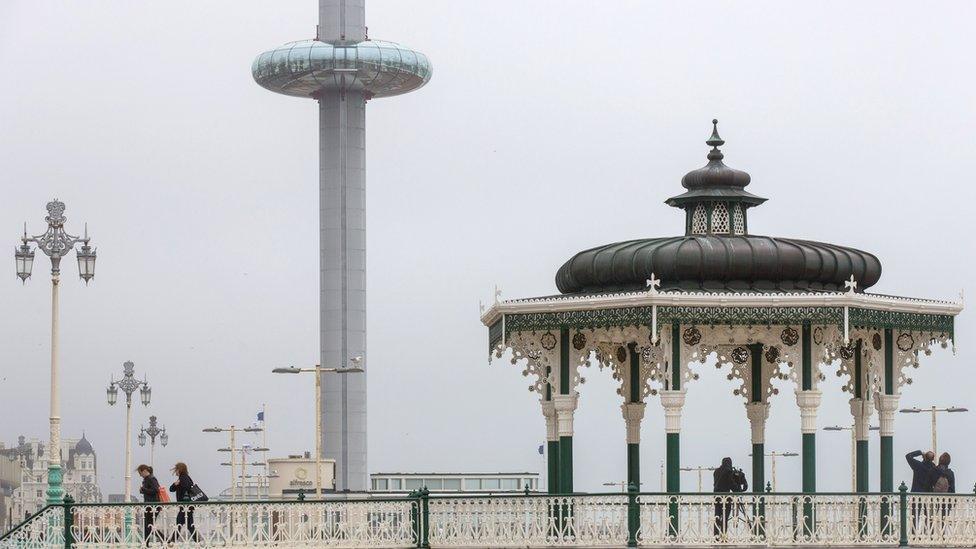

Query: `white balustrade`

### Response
(907, 494, 976, 547)
(0, 506, 64, 549)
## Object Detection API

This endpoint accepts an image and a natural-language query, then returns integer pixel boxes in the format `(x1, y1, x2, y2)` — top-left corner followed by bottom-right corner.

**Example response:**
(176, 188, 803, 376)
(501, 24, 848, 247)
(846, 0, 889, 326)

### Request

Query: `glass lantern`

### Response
(76, 244, 96, 283)
(107, 384, 118, 406)
(138, 430, 147, 447)
(160, 430, 169, 447)
(140, 384, 151, 406)
(15, 243, 34, 282)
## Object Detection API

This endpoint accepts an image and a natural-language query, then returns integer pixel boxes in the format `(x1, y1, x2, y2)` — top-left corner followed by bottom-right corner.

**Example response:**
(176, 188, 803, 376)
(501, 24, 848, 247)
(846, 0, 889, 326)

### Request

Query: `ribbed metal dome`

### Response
(555, 235, 882, 294)
(555, 121, 883, 294)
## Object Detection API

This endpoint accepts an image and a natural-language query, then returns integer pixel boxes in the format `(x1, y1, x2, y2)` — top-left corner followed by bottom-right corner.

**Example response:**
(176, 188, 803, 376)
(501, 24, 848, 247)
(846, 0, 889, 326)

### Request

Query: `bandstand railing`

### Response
(3, 485, 976, 548)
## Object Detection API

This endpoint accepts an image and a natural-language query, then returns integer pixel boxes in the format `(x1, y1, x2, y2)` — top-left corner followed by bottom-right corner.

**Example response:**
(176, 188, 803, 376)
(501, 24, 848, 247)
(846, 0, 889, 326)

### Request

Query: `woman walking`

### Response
(136, 465, 161, 545)
(169, 462, 198, 541)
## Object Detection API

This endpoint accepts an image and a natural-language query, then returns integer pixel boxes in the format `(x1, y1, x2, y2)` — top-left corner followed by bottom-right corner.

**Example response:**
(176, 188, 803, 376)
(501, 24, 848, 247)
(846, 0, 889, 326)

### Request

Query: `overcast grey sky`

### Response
(1, 1, 973, 497)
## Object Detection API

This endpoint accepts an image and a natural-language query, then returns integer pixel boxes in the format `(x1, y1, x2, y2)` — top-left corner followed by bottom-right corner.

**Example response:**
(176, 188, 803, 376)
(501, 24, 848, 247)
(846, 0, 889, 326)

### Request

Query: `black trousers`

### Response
(174, 506, 196, 541)
(714, 497, 732, 537)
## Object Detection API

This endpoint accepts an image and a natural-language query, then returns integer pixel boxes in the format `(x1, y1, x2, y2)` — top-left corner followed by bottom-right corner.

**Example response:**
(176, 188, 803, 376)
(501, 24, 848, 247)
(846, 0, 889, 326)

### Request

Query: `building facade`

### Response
(5, 435, 101, 521)
(369, 472, 540, 494)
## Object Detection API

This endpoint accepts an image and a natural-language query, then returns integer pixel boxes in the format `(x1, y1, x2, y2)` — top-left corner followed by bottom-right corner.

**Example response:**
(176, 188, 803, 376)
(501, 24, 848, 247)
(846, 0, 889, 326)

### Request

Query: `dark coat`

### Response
(170, 473, 194, 502)
(139, 474, 161, 502)
(906, 451, 938, 492)
(934, 465, 956, 493)
(714, 463, 747, 493)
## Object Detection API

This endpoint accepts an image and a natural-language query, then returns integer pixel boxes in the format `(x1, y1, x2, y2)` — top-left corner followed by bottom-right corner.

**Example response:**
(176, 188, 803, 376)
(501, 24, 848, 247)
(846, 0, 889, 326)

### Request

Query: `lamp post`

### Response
(748, 451, 798, 491)
(138, 415, 168, 468)
(898, 406, 968, 455)
(272, 357, 364, 497)
(220, 454, 268, 499)
(680, 466, 717, 492)
(107, 361, 150, 502)
(15, 199, 96, 504)
(203, 425, 263, 500)
(823, 424, 879, 491)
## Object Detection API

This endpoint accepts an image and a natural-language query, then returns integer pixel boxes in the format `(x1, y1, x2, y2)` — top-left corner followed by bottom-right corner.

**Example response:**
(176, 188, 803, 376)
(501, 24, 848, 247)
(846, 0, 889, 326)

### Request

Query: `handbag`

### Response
(185, 483, 209, 502)
(158, 487, 170, 503)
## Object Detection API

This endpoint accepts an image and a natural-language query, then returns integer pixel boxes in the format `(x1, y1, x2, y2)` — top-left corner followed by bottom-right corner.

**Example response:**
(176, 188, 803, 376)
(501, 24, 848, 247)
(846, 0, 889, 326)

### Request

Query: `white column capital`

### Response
(552, 394, 579, 437)
(849, 397, 874, 440)
(745, 402, 770, 444)
(541, 400, 558, 441)
(874, 393, 900, 438)
(621, 402, 646, 444)
(794, 389, 822, 434)
(659, 390, 686, 434)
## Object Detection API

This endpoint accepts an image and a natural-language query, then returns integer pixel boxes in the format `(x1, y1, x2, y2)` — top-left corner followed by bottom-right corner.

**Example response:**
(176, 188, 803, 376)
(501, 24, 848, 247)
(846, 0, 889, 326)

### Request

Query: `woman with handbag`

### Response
(169, 462, 198, 541)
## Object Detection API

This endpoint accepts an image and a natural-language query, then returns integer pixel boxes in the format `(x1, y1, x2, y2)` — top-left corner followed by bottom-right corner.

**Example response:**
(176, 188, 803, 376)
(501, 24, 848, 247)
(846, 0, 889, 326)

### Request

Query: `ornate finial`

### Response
(45, 199, 66, 226)
(123, 361, 135, 375)
(705, 119, 724, 160)
(845, 275, 858, 295)
(646, 274, 661, 296)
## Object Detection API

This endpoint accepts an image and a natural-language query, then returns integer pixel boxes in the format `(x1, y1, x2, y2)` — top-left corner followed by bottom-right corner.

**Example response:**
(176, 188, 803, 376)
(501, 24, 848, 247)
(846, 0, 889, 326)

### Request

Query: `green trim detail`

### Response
(628, 343, 640, 403)
(752, 443, 764, 493)
(46, 464, 64, 505)
(547, 440, 559, 494)
(801, 322, 812, 391)
(884, 328, 894, 395)
(856, 440, 869, 493)
(559, 327, 570, 396)
(627, 443, 640, 491)
(749, 344, 763, 403)
(802, 433, 816, 493)
(491, 306, 955, 349)
(854, 339, 863, 399)
(559, 436, 573, 493)
(670, 322, 681, 391)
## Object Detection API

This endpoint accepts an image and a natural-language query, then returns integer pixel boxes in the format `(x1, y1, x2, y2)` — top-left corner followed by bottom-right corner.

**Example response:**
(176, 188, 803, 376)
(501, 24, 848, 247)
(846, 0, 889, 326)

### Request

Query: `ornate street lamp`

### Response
(107, 361, 150, 502)
(138, 415, 168, 467)
(203, 425, 264, 500)
(14, 199, 96, 504)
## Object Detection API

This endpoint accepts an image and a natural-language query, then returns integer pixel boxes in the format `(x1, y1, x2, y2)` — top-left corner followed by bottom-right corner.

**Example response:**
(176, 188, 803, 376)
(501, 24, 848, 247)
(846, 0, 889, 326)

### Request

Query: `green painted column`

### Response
(799, 323, 818, 493)
(548, 440, 560, 494)
(747, 344, 767, 494)
(559, 436, 573, 493)
(665, 322, 682, 493)
(553, 327, 577, 494)
(880, 329, 895, 493)
(852, 339, 869, 493)
(624, 344, 643, 491)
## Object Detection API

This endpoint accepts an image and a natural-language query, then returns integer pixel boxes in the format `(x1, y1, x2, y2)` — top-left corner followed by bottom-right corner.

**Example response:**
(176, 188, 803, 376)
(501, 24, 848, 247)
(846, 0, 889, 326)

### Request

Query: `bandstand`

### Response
(480, 120, 962, 502)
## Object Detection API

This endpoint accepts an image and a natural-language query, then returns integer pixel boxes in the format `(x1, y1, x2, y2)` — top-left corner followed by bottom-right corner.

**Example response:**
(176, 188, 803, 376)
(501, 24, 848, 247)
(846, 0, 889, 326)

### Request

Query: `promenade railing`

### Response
(3, 485, 975, 548)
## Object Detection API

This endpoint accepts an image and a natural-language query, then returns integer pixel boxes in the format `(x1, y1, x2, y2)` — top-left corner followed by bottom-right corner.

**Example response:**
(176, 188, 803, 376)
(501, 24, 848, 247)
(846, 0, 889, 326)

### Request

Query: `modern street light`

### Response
(15, 199, 96, 504)
(138, 415, 168, 468)
(899, 406, 969, 455)
(748, 451, 799, 491)
(107, 361, 150, 502)
(203, 425, 263, 500)
(272, 356, 364, 497)
(823, 424, 879, 491)
(680, 466, 717, 492)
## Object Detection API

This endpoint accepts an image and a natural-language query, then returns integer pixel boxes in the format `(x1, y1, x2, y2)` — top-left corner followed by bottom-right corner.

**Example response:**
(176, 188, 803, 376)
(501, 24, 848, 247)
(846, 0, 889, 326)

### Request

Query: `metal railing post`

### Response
(898, 482, 908, 547)
(419, 488, 430, 549)
(62, 496, 74, 549)
(627, 483, 638, 547)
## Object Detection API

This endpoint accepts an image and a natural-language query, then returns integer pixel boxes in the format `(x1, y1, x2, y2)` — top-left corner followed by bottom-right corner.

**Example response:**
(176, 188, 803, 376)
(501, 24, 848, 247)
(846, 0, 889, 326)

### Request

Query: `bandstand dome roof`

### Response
(252, 39, 432, 99)
(555, 121, 882, 294)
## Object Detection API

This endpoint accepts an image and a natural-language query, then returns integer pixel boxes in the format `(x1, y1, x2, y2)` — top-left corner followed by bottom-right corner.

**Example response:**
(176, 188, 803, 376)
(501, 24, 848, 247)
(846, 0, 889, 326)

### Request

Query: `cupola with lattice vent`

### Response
(665, 119, 766, 236)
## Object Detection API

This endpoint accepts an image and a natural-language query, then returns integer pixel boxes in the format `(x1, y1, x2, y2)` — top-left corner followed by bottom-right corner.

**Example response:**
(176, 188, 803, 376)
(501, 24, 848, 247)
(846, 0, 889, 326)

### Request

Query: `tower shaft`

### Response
(319, 0, 366, 43)
(319, 90, 367, 492)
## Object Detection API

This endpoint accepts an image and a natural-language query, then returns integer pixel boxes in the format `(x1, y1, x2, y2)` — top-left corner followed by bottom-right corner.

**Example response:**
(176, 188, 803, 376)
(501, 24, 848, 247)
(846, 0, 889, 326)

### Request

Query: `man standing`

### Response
(906, 450, 937, 530)
(713, 457, 748, 537)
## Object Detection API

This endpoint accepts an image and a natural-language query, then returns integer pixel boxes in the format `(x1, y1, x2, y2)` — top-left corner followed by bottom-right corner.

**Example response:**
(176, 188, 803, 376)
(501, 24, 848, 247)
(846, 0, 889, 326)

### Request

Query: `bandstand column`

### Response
(876, 328, 898, 493)
(850, 340, 872, 493)
(623, 343, 645, 491)
(553, 394, 578, 493)
(541, 399, 559, 494)
(661, 321, 684, 493)
(796, 322, 821, 494)
(746, 402, 769, 492)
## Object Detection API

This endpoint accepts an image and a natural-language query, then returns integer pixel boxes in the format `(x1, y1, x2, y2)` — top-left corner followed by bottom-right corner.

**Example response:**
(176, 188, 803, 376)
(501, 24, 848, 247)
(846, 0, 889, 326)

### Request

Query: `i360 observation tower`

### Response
(252, 0, 431, 492)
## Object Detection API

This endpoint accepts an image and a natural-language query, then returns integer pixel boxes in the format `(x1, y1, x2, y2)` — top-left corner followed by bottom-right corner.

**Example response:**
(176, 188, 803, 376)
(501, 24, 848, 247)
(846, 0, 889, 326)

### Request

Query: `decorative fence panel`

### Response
(907, 494, 976, 547)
